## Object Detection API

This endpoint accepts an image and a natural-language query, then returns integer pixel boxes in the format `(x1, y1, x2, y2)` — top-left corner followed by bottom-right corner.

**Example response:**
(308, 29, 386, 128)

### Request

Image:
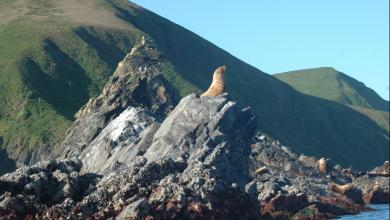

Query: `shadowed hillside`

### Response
(275, 67, 389, 131)
(0, 0, 388, 174)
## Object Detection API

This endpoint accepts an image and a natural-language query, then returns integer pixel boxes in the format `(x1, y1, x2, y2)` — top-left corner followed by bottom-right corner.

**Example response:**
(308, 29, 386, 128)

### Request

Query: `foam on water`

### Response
(338, 204, 389, 220)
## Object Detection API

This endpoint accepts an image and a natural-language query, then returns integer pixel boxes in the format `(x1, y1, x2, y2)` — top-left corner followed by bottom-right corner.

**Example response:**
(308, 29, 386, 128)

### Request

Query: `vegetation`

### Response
(274, 67, 389, 111)
(275, 67, 389, 131)
(0, 1, 141, 174)
(0, 0, 388, 174)
(350, 106, 389, 131)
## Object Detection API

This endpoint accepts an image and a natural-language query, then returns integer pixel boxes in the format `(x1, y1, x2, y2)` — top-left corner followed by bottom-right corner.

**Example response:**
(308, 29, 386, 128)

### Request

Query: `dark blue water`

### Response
(338, 204, 389, 220)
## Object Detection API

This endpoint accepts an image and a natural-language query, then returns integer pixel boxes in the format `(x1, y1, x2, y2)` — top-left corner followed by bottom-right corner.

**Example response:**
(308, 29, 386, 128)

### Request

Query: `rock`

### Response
(368, 161, 390, 177)
(117, 198, 149, 219)
(298, 155, 317, 169)
(261, 193, 309, 219)
(292, 203, 349, 220)
(0, 91, 260, 219)
(248, 133, 374, 218)
(354, 161, 390, 204)
(60, 37, 177, 160)
(79, 107, 157, 173)
(0, 158, 90, 218)
(363, 188, 389, 204)
(318, 196, 367, 215)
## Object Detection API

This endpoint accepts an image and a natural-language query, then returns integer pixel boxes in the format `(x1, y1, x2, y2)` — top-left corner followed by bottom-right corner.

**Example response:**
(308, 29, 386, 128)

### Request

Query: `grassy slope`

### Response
(350, 106, 389, 131)
(0, 0, 388, 173)
(274, 67, 389, 111)
(274, 67, 389, 131)
(0, 0, 143, 174)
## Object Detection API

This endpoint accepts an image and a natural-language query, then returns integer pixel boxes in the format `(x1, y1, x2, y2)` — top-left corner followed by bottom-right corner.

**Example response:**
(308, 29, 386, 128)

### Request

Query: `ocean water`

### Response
(338, 204, 389, 220)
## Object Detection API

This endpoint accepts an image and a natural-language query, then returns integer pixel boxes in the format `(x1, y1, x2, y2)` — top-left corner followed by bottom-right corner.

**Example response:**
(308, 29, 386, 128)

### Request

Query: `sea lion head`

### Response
(215, 65, 227, 74)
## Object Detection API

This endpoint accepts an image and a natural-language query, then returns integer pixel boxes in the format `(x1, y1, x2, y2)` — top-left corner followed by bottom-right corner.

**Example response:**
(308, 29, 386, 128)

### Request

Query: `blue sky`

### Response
(131, 0, 389, 100)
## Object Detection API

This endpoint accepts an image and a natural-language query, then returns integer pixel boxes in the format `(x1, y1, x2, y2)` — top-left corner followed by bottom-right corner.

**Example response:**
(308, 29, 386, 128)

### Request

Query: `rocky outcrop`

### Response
(0, 158, 89, 218)
(1, 39, 388, 219)
(354, 161, 390, 204)
(247, 135, 370, 219)
(60, 36, 177, 159)
(2, 88, 386, 219)
(0, 91, 260, 219)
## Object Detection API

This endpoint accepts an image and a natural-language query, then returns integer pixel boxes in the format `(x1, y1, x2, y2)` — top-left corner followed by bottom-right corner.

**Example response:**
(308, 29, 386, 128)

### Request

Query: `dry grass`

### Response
(57, 0, 131, 29)
(0, 0, 29, 25)
(0, 0, 132, 30)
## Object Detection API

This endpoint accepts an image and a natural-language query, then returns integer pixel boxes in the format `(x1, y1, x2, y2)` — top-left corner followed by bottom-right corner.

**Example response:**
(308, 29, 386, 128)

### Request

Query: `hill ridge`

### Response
(275, 67, 389, 111)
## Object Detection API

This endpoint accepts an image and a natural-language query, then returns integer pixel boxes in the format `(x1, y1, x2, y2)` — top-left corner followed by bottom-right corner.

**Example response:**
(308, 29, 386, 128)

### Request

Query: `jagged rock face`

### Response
(247, 135, 370, 219)
(0, 92, 260, 219)
(76, 92, 259, 218)
(0, 40, 388, 219)
(0, 158, 89, 216)
(354, 162, 390, 204)
(60, 38, 176, 159)
(79, 107, 157, 173)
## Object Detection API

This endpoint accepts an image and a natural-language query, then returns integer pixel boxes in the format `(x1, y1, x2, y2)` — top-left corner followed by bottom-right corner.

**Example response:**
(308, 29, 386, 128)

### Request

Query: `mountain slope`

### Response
(274, 67, 389, 111)
(0, 0, 388, 173)
(274, 67, 389, 131)
(350, 106, 389, 131)
(0, 0, 144, 169)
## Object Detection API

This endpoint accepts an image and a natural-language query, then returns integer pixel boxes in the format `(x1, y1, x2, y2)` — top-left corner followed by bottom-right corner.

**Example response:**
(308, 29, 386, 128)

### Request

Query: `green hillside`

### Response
(274, 67, 389, 131)
(0, 0, 142, 171)
(0, 0, 388, 174)
(350, 106, 389, 131)
(274, 67, 389, 111)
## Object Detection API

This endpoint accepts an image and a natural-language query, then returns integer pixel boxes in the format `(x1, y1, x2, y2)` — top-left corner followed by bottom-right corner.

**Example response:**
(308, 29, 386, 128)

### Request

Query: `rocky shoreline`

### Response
(0, 39, 388, 219)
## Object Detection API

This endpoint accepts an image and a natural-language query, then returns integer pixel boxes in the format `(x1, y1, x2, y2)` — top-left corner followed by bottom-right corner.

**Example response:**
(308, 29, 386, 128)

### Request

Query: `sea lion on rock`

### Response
(201, 65, 227, 97)
(329, 183, 353, 194)
(254, 166, 268, 176)
(317, 158, 327, 174)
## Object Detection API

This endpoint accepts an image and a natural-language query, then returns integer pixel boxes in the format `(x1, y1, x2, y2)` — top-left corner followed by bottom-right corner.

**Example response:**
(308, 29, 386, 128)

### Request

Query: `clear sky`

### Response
(131, 0, 389, 100)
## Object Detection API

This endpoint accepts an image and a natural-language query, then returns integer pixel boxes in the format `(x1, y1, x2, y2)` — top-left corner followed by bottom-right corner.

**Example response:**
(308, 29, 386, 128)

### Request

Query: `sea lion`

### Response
(317, 158, 327, 174)
(254, 166, 268, 176)
(130, 46, 138, 55)
(329, 183, 353, 194)
(201, 65, 227, 97)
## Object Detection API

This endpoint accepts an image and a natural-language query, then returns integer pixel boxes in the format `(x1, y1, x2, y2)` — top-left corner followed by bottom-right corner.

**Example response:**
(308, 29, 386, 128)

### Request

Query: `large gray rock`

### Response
(0, 90, 260, 219)
(60, 37, 176, 159)
(79, 107, 157, 173)
(354, 161, 389, 204)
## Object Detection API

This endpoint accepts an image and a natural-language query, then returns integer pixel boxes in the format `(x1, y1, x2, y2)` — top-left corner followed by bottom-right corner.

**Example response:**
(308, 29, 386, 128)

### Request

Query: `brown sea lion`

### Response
(329, 183, 353, 194)
(318, 158, 327, 174)
(201, 65, 227, 97)
(254, 166, 268, 176)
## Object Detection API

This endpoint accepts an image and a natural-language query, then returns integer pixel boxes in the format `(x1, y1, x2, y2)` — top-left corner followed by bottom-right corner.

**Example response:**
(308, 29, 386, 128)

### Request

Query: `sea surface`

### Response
(338, 204, 389, 220)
